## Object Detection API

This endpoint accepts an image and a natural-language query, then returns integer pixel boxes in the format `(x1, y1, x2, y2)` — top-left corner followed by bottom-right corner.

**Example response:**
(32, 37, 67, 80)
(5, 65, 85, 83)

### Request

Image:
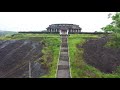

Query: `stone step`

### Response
(58, 61, 69, 66)
(58, 65, 69, 70)
(61, 35, 68, 37)
(62, 41, 67, 43)
(60, 52, 68, 55)
(61, 49, 68, 52)
(62, 37, 67, 39)
(62, 40, 67, 42)
(61, 43, 68, 47)
(59, 56, 69, 61)
(57, 70, 70, 78)
(62, 38, 67, 40)
(57, 35, 70, 78)
(61, 47, 68, 49)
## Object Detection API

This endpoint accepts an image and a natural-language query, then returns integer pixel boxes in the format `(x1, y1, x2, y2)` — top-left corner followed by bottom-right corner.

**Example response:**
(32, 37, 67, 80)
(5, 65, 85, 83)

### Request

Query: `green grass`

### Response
(68, 34, 120, 78)
(104, 33, 120, 48)
(40, 37, 60, 78)
(0, 33, 60, 40)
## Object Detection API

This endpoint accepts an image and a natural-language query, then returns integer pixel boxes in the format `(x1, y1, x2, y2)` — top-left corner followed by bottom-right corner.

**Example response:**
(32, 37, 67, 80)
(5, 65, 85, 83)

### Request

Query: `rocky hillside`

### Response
(82, 36, 120, 73)
(0, 40, 47, 78)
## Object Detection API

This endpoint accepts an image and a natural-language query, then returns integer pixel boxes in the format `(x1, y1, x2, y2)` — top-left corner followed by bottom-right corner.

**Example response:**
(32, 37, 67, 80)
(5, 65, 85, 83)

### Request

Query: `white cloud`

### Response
(0, 12, 116, 32)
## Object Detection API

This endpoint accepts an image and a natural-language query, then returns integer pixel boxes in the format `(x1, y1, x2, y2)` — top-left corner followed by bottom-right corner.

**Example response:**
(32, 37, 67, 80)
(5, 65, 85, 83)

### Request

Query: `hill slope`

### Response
(0, 40, 47, 78)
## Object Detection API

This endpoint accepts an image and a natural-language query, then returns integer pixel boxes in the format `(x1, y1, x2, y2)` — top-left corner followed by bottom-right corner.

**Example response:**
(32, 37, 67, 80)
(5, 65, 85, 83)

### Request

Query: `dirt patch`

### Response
(0, 40, 48, 78)
(79, 36, 120, 73)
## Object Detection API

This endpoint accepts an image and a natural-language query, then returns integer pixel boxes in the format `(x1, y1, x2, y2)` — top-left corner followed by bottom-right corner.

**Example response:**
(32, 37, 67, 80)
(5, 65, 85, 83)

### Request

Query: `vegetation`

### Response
(0, 33, 60, 78)
(0, 33, 60, 40)
(0, 31, 17, 36)
(1, 32, 120, 78)
(40, 37, 60, 78)
(102, 12, 120, 48)
(68, 34, 120, 78)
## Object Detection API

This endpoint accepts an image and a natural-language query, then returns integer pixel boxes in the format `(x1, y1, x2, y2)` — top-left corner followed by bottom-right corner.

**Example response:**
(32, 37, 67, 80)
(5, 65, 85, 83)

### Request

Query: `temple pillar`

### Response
(60, 30, 62, 35)
(79, 30, 81, 32)
(67, 30, 69, 35)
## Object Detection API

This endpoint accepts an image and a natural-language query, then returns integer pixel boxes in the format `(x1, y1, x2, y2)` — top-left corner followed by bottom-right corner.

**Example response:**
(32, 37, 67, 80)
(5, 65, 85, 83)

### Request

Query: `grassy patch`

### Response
(0, 33, 60, 40)
(68, 34, 120, 78)
(40, 37, 60, 78)
(68, 34, 99, 78)
(104, 33, 120, 48)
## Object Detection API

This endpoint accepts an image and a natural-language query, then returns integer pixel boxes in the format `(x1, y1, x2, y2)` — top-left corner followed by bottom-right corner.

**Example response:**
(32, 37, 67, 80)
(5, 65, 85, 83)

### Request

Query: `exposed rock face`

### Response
(81, 37, 120, 73)
(0, 40, 47, 78)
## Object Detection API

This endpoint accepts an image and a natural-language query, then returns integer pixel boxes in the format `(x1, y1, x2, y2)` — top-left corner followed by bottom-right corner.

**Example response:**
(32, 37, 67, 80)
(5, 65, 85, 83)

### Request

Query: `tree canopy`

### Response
(102, 12, 120, 33)
(102, 12, 120, 48)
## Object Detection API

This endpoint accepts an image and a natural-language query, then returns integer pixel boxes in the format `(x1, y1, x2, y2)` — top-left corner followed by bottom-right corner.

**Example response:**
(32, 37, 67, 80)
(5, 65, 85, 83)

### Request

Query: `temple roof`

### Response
(46, 24, 82, 30)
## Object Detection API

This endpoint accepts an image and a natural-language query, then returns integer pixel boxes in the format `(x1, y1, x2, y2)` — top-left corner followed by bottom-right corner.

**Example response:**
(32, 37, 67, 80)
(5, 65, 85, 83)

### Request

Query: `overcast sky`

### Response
(0, 12, 116, 32)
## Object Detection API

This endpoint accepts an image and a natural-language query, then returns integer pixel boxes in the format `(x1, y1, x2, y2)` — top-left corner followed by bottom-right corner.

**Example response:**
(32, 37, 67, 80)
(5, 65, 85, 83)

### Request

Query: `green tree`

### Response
(102, 12, 120, 33)
(102, 12, 120, 48)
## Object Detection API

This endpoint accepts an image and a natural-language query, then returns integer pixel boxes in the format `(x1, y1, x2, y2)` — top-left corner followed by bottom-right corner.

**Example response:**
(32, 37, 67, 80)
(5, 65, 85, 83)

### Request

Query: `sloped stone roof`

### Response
(46, 24, 82, 30)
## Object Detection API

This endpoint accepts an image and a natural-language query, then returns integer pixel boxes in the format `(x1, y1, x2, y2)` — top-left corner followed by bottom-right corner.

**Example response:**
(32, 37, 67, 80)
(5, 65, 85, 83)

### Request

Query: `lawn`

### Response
(68, 34, 120, 78)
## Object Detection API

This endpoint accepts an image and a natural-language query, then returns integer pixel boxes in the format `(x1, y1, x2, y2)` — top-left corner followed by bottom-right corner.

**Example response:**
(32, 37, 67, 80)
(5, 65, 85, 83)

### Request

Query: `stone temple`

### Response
(46, 24, 82, 35)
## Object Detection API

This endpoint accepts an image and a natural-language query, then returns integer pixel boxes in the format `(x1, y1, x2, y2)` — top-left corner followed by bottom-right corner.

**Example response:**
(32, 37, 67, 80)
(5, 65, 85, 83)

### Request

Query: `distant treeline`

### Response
(0, 31, 18, 36)
(18, 31, 111, 34)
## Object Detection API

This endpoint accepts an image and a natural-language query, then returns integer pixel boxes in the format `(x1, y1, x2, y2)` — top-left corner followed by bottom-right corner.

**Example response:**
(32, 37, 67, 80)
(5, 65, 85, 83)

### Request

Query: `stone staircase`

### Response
(56, 35, 71, 78)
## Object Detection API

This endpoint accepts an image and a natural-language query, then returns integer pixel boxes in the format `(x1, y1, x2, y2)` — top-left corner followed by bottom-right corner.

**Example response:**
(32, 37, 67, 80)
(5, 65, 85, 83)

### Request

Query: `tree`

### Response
(102, 12, 120, 48)
(102, 12, 120, 33)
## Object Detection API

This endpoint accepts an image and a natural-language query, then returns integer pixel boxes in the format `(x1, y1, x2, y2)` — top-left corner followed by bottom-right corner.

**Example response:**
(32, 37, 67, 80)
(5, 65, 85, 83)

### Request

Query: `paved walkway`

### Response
(56, 35, 71, 78)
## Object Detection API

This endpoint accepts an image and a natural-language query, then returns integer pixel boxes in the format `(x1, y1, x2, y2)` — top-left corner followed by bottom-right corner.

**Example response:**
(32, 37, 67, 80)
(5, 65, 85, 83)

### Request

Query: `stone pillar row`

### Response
(48, 29, 81, 33)
(69, 29, 81, 32)
(48, 29, 59, 32)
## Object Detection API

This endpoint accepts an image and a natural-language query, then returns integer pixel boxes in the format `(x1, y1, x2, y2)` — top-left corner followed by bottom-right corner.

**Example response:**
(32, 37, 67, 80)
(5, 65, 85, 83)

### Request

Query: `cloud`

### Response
(0, 12, 116, 32)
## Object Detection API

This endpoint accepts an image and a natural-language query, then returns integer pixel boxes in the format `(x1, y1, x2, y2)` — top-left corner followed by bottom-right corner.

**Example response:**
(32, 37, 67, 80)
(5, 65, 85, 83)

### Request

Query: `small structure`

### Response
(46, 24, 82, 35)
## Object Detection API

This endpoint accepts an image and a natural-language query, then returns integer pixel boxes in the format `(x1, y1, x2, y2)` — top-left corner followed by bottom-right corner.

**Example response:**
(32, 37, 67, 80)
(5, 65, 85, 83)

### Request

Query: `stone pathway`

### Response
(56, 35, 71, 78)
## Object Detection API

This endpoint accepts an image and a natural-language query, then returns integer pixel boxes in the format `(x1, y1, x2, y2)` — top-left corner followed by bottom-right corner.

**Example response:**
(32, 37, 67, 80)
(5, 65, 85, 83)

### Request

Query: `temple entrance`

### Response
(60, 30, 68, 35)
(61, 30, 67, 34)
